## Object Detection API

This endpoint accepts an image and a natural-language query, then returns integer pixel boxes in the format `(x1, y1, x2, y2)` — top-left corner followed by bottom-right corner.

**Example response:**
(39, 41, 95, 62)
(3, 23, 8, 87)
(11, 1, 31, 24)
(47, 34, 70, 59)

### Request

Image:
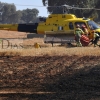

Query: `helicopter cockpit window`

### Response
(75, 22, 87, 28)
(69, 22, 74, 30)
(87, 20, 100, 30)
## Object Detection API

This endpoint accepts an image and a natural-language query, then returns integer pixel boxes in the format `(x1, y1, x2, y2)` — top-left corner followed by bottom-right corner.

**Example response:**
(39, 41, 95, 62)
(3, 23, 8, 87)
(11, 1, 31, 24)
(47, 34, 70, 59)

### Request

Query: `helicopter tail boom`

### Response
(0, 23, 38, 33)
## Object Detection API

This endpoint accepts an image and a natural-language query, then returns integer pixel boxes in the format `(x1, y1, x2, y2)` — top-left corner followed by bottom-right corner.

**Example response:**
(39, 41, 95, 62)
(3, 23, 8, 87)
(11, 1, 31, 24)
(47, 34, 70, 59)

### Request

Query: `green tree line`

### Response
(0, 2, 39, 24)
(1, 1, 100, 23)
(42, 0, 100, 21)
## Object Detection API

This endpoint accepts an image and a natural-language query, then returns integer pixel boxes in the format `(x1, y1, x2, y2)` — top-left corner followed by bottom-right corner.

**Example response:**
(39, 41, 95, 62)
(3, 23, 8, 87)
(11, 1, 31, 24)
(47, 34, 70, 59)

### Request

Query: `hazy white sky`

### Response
(0, 0, 49, 17)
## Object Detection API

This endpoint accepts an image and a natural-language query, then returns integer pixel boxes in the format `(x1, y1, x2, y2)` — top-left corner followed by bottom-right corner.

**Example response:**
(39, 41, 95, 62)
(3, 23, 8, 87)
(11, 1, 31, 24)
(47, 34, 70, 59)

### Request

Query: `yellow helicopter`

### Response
(0, 5, 100, 46)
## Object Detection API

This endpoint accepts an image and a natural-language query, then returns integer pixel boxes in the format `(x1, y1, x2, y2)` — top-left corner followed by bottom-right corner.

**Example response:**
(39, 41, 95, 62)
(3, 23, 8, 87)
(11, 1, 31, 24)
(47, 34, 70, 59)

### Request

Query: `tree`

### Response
(1, 3, 16, 23)
(7, 10, 22, 23)
(0, 1, 39, 24)
(42, 0, 100, 20)
(0, 2, 4, 22)
(21, 8, 39, 23)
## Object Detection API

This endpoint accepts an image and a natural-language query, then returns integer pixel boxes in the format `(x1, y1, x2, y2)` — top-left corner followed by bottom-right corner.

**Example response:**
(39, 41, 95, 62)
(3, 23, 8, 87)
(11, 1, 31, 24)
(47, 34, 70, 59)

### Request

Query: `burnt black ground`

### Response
(0, 55, 100, 100)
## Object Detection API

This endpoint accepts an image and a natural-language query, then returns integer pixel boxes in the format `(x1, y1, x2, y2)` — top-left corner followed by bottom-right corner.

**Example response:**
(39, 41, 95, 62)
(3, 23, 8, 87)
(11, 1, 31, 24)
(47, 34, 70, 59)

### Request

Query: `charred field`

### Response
(0, 31, 100, 100)
(0, 55, 100, 100)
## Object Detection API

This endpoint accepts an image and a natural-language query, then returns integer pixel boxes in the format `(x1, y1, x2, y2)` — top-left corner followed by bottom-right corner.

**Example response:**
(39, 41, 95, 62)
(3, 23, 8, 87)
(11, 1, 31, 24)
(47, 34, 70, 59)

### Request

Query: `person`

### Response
(74, 24, 84, 47)
(81, 24, 89, 36)
(91, 30, 100, 47)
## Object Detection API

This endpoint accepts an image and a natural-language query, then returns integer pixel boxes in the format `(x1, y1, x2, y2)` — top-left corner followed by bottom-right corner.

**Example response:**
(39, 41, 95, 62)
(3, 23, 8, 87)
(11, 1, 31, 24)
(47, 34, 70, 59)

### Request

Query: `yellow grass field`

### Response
(0, 30, 100, 56)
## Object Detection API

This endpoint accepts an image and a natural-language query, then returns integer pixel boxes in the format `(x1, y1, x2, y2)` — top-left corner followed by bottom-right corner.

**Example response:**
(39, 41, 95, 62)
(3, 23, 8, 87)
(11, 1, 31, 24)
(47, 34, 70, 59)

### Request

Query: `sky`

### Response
(0, 0, 49, 17)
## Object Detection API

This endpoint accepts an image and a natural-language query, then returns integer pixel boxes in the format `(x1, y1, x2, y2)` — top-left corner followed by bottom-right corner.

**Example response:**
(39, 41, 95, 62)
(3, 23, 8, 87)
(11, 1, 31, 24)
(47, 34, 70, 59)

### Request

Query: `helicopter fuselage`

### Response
(0, 14, 100, 44)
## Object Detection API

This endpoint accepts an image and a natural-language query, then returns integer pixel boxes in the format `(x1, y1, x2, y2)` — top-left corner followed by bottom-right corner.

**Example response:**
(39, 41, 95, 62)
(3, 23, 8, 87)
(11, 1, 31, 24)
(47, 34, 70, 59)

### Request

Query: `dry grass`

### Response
(20, 46, 100, 56)
(0, 30, 26, 38)
(0, 46, 100, 56)
(0, 30, 100, 56)
(0, 51, 21, 56)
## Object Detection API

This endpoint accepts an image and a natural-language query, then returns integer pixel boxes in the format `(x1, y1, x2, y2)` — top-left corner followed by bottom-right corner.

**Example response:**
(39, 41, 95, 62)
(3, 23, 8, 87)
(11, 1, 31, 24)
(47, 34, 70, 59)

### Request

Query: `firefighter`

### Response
(74, 24, 84, 47)
(92, 30, 100, 47)
(81, 24, 89, 36)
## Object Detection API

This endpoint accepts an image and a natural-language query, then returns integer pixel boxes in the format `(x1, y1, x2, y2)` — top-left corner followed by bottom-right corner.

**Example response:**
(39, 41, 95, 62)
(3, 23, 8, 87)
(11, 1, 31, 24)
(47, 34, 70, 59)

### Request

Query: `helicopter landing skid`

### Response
(44, 34, 75, 46)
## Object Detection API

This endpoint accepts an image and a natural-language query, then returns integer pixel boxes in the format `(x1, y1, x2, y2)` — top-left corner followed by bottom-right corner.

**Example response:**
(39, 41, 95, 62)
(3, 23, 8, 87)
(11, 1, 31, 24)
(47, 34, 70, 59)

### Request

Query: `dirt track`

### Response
(0, 55, 100, 100)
